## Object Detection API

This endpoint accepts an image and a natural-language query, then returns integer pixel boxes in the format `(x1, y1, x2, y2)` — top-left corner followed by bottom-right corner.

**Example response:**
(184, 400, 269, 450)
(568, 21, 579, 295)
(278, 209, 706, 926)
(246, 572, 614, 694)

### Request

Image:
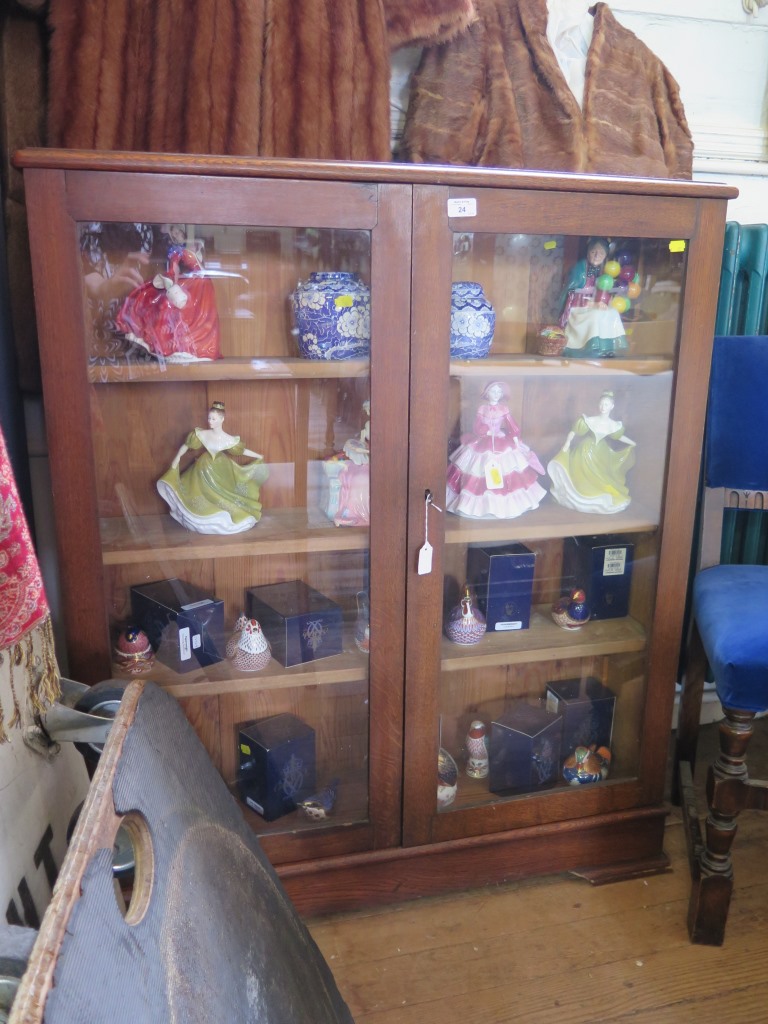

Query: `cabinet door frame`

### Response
(24, 167, 412, 859)
(403, 182, 727, 847)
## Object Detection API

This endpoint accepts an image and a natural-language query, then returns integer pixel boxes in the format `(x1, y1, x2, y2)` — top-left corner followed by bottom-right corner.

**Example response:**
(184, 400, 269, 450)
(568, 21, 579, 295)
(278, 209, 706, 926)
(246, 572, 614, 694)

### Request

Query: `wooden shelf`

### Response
(444, 499, 659, 545)
(450, 354, 673, 377)
(441, 607, 647, 670)
(87, 355, 369, 384)
(124, 646, 370, 698)
(100, 507, 368, 565)
(439, 769, 637, 815)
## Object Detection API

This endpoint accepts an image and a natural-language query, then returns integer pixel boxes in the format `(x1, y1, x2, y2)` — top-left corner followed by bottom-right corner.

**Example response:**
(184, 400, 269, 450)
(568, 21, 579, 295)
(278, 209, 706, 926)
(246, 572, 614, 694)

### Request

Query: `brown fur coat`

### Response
(46, 0, 475, 159)
(402, 0, 693, 178)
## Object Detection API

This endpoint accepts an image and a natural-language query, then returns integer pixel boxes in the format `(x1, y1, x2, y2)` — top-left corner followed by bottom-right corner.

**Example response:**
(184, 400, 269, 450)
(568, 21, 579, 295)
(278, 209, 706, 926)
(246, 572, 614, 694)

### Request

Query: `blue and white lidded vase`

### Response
(292, 271, 371, 360)
(450, 281, 496, 359)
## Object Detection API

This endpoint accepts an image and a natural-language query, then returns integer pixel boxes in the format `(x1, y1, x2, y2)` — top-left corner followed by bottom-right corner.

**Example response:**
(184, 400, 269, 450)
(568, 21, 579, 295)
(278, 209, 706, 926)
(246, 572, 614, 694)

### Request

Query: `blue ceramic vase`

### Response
(292, 271, 371, 360)
(450, 281, 495, 359)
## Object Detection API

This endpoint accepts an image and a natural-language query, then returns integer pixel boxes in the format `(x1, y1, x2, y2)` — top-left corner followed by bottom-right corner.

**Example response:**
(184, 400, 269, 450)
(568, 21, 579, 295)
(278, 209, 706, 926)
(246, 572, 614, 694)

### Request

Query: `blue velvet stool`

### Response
(676, 335, 768, 945)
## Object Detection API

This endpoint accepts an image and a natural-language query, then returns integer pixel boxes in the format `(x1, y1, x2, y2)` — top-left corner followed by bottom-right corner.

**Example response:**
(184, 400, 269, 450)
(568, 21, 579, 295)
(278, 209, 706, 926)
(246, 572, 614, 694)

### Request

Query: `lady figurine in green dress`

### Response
(547, 391, 636, 514)
(157, 401, 268, 534)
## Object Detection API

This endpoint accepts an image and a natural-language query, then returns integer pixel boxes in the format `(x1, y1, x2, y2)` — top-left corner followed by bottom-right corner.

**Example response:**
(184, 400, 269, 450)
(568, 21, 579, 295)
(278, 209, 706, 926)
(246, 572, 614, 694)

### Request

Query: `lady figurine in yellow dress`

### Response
(547, 391, 636, 514)
(157, 401, 268, 534)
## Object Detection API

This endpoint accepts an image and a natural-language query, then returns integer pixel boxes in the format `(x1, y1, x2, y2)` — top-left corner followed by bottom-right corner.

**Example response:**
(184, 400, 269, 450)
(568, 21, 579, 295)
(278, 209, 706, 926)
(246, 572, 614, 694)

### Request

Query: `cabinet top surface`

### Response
(15, 148, 738, 200)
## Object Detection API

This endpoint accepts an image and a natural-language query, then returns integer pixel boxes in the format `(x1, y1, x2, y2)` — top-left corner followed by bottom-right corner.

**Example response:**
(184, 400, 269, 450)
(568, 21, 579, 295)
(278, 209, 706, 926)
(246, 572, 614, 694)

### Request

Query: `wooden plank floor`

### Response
(306, 723, 768, 1023)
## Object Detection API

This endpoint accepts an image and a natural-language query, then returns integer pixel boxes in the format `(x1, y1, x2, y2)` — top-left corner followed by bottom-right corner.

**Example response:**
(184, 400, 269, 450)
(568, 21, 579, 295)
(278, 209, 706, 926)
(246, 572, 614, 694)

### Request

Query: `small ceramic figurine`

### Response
(554, 237, 629, 358)
(445, 585, 486, 645)
(437, 748, 459, 809)
(225, 614, 250, 658)
(116, 244, 222, 362)
(157, 401, 269, 534)
(297, 779, 340, 821)
(446, 381, 546, 519)
(332, 399, 370, 527)
(229, 618, 272, 672)
(465, 720, 489, 778)
(562, 745, 612, 785)
(547, 391, 636, 514)
(114, 627, 154, 675)
(551, 588, 591, 630)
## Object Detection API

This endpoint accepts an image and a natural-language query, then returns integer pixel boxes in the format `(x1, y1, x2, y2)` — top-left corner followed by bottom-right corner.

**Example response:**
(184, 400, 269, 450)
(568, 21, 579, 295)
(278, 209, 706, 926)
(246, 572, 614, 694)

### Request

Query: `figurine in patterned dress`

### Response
(446, 381, 546, 519)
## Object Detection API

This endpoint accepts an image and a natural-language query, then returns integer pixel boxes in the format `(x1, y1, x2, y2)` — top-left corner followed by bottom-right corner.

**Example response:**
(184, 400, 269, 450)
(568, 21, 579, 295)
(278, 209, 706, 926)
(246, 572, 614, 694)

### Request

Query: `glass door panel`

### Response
(79, 217, 373, 839)
(437, 229, 687, 815)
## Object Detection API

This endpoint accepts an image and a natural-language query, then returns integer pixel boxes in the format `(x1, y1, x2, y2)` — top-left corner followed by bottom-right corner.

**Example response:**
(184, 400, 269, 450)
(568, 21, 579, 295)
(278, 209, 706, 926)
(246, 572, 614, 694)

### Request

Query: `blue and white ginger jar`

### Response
(450, 281, 495, 359)
(292, 271, 371, 360)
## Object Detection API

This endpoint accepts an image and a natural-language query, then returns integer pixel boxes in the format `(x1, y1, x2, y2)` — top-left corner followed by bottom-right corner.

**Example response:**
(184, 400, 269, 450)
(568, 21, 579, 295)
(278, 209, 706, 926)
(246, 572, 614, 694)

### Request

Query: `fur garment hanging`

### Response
(402, 0, 693, 178)
(47, 0, 476, 160)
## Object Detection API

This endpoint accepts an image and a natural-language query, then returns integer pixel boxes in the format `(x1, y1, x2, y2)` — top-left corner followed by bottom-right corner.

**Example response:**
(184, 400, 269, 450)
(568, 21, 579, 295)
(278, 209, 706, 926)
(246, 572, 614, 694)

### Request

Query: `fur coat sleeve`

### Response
(402, 0, 693, 178)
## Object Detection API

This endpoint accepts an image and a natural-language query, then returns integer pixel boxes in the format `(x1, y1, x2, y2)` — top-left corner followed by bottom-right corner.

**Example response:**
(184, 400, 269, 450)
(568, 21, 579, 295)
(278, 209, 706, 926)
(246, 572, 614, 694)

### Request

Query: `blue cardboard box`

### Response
(545, 677, 615, 756)
(246, 580, 343, 667)
(237, 713, 316, 821)
(467, 542, 536, 631)
(489, 701, 563, 795)
(561, 535, 634, 620)
(130, 577, 225, 673)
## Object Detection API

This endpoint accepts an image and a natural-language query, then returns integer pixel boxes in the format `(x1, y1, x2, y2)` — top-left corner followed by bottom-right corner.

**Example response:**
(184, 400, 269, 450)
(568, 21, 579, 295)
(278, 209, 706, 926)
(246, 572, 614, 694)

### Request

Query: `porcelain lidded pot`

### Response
(450, 281, 496, 359)
(292, 271, 371, 360)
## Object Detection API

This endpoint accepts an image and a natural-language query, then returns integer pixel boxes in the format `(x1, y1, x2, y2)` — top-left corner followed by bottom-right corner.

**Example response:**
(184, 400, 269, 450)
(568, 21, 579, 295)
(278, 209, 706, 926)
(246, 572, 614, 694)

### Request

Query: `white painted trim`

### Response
(692, 124, 768, 164)
(612, 0, 768, 25)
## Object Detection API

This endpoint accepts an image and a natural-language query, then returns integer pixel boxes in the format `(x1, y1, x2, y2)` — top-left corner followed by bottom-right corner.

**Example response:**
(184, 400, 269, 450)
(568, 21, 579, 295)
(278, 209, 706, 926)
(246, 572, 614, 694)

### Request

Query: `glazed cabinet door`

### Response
(403, 182, 725, 853)
(24, 165, 411, 864)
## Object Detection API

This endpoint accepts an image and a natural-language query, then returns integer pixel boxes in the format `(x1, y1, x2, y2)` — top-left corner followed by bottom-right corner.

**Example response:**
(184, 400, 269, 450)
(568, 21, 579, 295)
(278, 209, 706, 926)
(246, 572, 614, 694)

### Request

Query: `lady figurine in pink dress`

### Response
(116, 244, 222, 362)
(446, 381, 546, 518)
(334, 399, 370, 527)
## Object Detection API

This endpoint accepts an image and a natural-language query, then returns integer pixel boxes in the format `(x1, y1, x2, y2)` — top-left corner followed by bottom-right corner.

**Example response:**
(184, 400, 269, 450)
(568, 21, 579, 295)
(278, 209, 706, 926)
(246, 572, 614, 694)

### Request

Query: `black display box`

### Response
(237, 714, 316, 821)
(130, 577, 225, 673)
(489, 701, 563, 795)
(246, 580, 343, 667)
(467, 542, 536, 632)
(561, 536, 634, 620)
(545, 677, 616, 755)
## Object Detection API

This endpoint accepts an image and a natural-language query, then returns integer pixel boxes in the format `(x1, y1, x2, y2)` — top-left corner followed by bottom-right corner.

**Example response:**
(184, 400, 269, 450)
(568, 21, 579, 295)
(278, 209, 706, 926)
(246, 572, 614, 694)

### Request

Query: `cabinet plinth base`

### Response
(277, 806, 669, 917)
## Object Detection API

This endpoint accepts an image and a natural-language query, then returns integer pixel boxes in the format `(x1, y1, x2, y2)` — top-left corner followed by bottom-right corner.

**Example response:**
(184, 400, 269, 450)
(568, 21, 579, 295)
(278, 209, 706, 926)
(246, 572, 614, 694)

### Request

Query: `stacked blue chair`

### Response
(676, 334, 768, 945)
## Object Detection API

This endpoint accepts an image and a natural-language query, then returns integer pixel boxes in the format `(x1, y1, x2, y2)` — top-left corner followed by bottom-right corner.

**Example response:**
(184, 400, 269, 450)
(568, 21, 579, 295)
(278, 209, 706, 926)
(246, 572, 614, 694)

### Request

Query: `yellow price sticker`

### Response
(335, 295, 353, 308)
(239, 743, 251, 755)
(669, 240, 686, 253)
(544, 240, 558, 250)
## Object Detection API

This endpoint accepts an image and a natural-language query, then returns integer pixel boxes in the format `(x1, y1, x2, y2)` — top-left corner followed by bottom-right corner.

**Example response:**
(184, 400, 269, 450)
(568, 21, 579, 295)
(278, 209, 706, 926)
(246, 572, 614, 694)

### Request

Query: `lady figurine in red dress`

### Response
(116, 244, 221, 362)
(446, 381, 546, 518)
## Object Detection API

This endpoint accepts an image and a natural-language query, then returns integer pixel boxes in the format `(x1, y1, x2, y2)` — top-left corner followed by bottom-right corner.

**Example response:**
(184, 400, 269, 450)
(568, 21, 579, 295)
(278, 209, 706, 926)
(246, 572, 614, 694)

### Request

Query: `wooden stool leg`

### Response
(687, 707, 756, 945)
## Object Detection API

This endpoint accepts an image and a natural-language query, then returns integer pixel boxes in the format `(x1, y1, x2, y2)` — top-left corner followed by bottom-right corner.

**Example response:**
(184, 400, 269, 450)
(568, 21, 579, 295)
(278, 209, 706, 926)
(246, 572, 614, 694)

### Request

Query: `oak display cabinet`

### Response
(18, 150, 735, 915)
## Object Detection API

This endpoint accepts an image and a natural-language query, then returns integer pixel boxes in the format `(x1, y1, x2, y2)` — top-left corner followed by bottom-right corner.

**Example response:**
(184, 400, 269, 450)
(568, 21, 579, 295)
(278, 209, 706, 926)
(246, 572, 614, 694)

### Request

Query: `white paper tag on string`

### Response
(485, 458, 504, 490)
(418, 540, 433, 575)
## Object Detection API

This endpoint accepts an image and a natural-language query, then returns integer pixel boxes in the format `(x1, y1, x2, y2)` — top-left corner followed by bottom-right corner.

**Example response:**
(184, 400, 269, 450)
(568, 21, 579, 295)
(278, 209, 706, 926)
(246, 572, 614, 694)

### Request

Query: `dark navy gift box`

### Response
(130, 577, 225, 673)
(246, 579, 343, 667)
(237, 713, 316, 821)
(489, 701, 563, 795)
(467, 542, 536, 632)
(561, 535, 634, 620)
(545, 677, 616, 755)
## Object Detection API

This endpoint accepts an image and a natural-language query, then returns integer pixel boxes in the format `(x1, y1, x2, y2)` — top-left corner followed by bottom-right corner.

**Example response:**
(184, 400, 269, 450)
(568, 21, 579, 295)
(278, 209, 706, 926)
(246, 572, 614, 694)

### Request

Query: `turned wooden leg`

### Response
(687, 707, 756, 945)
